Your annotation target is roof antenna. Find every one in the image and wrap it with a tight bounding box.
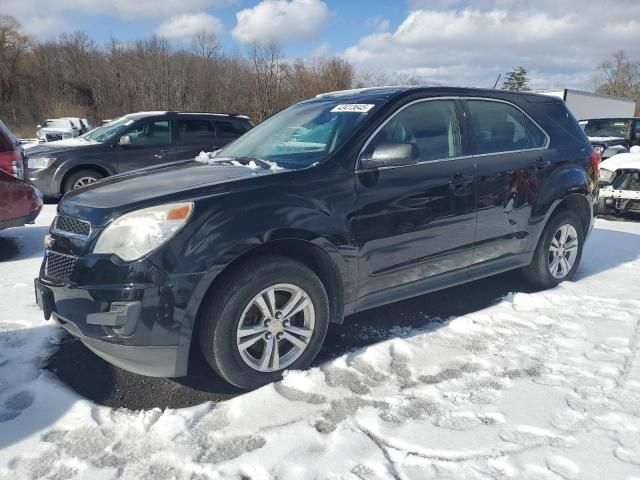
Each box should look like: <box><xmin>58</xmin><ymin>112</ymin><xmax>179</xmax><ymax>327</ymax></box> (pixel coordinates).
<box><xmin>492</xmin><ymin>74</ymin><xmax>502</xmax><ymax>89</ymax></box>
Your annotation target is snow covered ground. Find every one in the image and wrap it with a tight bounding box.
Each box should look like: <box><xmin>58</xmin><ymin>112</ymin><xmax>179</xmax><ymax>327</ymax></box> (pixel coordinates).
<box><xmin>1</xmin><ymin>205</ymin><xmax>640</xmax><ymax>479</ymax></box>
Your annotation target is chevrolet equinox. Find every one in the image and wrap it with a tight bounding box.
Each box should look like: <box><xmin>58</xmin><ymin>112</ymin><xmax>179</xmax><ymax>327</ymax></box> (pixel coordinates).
<box><xmin>35</xmin><ymin>87</ymin><xmax>599</xmax><ymax>389</ymax></box>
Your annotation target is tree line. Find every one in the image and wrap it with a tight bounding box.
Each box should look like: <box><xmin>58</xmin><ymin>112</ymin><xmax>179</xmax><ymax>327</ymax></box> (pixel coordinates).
<box><xmin>0</xmin><ymin>15</ymin><xmax>355</xmax><ymax>136</ymax></box>
<box><xmin>1</xmin><ymin>13</ymin><xmax>638</xmax><ymax>137</ymax></box>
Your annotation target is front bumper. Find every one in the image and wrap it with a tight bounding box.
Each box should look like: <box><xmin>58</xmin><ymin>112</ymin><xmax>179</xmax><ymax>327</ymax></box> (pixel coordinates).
<box><xmin>28</xmin><ymin>169</ymin><xmax>58</xmax><ymax>198</ymax></box>
<box><xmin>34</xmin><ymin>253</ymin><xmax>202</xmax><ymax>378</ymax></box>
<box><xmin>53</xmin><ymin>309</ymin><xmax>185</xmax><ymax>377</ymax></box>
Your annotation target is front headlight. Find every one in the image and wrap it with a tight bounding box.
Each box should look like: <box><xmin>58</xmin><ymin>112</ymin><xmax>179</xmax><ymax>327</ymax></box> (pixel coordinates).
<box><xmin>28</xmin><ymin>157</ymin><xmax>56</xmax><ymax>169</ymax></box>
<box><xmin>93</xmin><ymin>202</ymin><xmax>194</xmax><ymax>261</ymax></box>
<box><xmin>599</xmin><ymin>168</ymin><xmax>615</xmax><ymax>184</ymax></box>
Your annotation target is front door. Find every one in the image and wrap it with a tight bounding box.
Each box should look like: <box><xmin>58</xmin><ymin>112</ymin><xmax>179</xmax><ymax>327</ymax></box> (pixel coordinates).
<box><xmin>115</xmin><ymin>118</ymin><xmax>176</xmax><ymax>173</ymax></box>
<box><xmin>352</xmin><ymin>98</ymin><xmax>477</xmax><ymax>305</ymax></box>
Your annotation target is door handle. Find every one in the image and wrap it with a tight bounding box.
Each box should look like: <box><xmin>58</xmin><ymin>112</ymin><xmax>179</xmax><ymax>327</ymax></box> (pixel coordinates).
<box><xmin>154</xmin><ymin>149</ymin><xmax>170</xmax><ymax>159</ymax></box>
<box><xmin>535</xmin><ymin>157</ymin><xmax>551</xmax><ymax>169</ymax></box>
<box><xmin>449</xmin><ymin>172</ymin><xmax>474</xmax><ymax>186</ymax></box>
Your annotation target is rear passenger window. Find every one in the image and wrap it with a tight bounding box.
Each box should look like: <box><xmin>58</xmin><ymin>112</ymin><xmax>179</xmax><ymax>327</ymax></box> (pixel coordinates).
<box><xmin>467</xmin><ymin>100</ymin><xmax>543</xmax><ymax>154</ymax></box>
<box><xmin>215</xmin><ymin>121</ymin><xmax>247</xmax><ymax>139</ymax></box>
<box><xmin>177</xmin><ymin>119</ymin><xmax>215</xmax><ymax>142</ymax></box>
<box><xmin>366</xmin><ymin>100</ymin><xmax>461</xmax><ymax>163</ymax></box>
<box><xmin>523</xmin><ymin>115</ymin><xmax>546</xmax><ymax>148</ymax></box>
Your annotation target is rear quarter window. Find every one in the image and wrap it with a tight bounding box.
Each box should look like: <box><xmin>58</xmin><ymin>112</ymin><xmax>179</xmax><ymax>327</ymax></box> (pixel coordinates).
<box><xmin>541</xmin><ymin>103</ymin><xmax>589</xmax><ymax>145</ymax></box>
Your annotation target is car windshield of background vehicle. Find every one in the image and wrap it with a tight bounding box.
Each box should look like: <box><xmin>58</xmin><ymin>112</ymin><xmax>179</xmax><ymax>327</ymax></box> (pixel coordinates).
<box><xmin>43</xmin><ymin>120</ymin><xmax>72</xmax><ymax>129</ymax></box>
<box><xmin>583</xmin><ymin>119</ymin><xmax>632</xmax><ymax>138</ymax></box>
<box><xmin>82</xmin><ymin>116</ymin><xmax>130</xmax><ymax>143</ymax></box>
<box><xmin>217</xmin><ymin>100</ymin><xmax>381</xmax><ymax>169</ymax></box>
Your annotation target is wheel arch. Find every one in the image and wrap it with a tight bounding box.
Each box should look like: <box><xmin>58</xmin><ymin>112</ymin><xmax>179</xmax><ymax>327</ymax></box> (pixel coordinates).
<box><xmin>54</xmin><ymin>161</ymin><xmax>114</xmax><ymax>195</ymax></box>
<box><xmin>187</xmin><ymin>237</ymin><xmax>347</xmax><ymax>367</ymax></box>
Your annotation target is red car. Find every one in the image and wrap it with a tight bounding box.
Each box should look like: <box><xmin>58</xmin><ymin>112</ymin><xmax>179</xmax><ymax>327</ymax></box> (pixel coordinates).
<box><xmin>0</xmin><ymin>121</ymin><xmax>42</xmax><ymax>230</ymax></box>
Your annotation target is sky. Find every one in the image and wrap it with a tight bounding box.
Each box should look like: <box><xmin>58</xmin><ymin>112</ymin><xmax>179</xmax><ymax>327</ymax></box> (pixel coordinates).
<box><xmin>3</xmin><ymin>0</ymin><xmax>640</xmax><ymax>90</ymax></box>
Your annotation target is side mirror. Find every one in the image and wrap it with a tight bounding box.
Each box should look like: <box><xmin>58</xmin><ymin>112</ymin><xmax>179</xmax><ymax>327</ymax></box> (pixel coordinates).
<box><xmin>37</xmin><ymin>124</ymin><xmax>41</xmax><ymax>129</ymax></box>
<box><xmin>118</xmin><ymin>135</ymin><xmax>132</xmax><ymax>146</ymax></box>
<box><xmin>360</xmin><ymin>143</ymin><xmax>420</xmax><ymax>169</ymax></box>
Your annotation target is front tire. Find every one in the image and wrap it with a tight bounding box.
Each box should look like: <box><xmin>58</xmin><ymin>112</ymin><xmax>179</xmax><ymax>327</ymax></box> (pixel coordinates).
<box><xmin>522</xmin><ymin>210</ymin><xmax>585</xmax><ymax>289</ymax></box>
<box><xmin>198</xmin><ymin>256</ymin><xmax>330</xmax><ymax>390</ymax></box>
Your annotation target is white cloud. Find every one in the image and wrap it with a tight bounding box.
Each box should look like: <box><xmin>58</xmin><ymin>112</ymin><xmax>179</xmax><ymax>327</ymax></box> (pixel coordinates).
<box><xmin>3</xmin><ymin>0</ymin><xmax>236</xmax><ymax>23</ymax></box>
<box><xmin>311</xmin><ymin>42</ymin><xmax>331</xmax><ymax>57</ymax></box>
<box><xmin>232</xmin><ymin>0</ymin><xmax>331</xmax><ymax>44</ymax></box>
<box><xmin>365</xmin><ymin>16</ymin><xmax>390</xmax><ymax>33</ymax></box>
<box><xmin>156</xmin><ymin>13</ymin><xmax>223</xmax><ymax>40</ymax></box>
<box><xmin>344</xmin><ymin>0</ymin><xmax>640</xmax><ymax>90</ymax></box>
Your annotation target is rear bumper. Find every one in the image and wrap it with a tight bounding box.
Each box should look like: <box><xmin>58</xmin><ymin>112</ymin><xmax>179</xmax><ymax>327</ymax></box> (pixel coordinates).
<box><xmin>0</xmin><ymin>207</ymin><xmax>41</xmax><ymax>231</ymax></box>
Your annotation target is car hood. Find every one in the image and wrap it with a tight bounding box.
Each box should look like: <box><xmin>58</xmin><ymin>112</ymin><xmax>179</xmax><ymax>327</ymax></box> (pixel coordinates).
<box><xmin>589</xmin><ymin>136</ymin><xmax>626</xmax><ymax>145</ymax></box>
<box><xmin>59</xmin><ymin>159</ymin><xmax>286</xmax><ymax>227</ymax></box>
<box><xmin>40</xmin><ymin>127</ymin><xmax>75</xmax><ymax>134</ymax></box>
<box><xmin>25</xmin><ymin>138</ymin><xmax>100</xmax><ymax>156</ymax></box>
<box><xmin>600</xmin><ymin>152</ymin><xmax>640</xmax><ymax>172</ymax></box>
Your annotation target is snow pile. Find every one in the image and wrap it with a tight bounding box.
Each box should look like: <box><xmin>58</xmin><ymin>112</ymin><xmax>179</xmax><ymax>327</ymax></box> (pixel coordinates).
<box><xmin>195</xmin><ymin>151</ymin><xmax>285</xmax><ymax>171</ymax></box>
<box><xmin>1</xmin><ymin>207</ymin><xmax>640</xmax><ymax>479</ymax></box>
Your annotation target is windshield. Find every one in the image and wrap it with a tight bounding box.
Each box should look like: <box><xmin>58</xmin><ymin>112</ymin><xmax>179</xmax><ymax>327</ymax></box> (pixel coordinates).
<box><xmin>582</xmin><ymin>119</ymin><xmax>631</xmax><ymax>138</ymax></box>
<box><xmin>217</xmin><ymin>100</ymin><xmax>380</xmax><ymax>168</ymax></box>
<box><xmin>82</xmin><ymin>116</ymin><xmax>130</xmax><ymax>142</ymax></box>
<box><xmin>43</xmin><ymin>120</ymin><xmax>71</xmax><ymax>129</ymax></box>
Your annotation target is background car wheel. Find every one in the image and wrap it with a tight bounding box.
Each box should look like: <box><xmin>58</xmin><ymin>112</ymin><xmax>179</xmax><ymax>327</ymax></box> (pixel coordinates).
<box><xmin>198</xmin><ymin>256</ymin><xmax>330</xmax><ymax>390</ymax></box>
<box><xmin>521</xmin><ymin>210</ymin><xmax>585</xmax><ymax>290</ymax></box>
<box><xmin>63</xmin><ymin>169</ymin><xmax>104</xmax><ymax>194</ymax></box>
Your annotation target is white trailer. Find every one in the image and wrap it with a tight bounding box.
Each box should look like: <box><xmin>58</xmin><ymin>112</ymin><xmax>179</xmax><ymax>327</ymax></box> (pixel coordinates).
<box><xmin>537</xmin><ymin>89</ymin><xmax>636</xmax><ymax>120</ymax></box>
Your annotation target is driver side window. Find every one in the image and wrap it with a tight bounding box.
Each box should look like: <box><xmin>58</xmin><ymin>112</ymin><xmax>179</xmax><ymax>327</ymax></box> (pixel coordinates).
<box><xmin>365</xmin><ymin>100</ymin><xmax>461</xmax><ymax>164</ymax></box>
<box><xmin>126</xmin><ymin>120</ymin><xmax>171</xmax><ymax>147</ymax></box>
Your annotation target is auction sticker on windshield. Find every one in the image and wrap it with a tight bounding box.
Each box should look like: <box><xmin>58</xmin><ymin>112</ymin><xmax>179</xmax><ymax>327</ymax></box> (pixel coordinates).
<box><xmin>331</xmin><ymin>104</ymin><xmax>375</xmax><ymax>113</ymax></box>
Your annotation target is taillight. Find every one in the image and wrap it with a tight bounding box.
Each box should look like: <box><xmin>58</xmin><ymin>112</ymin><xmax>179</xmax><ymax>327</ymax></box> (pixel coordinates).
<box><xmin>0</xmin><ymin>150</ymin><xmax>21</xmax><ymax>178</ymax></box>
<box><xmin>591</xmin><ymin>149</ymin><xmax>601</xmax><ymax>177</ymax></box>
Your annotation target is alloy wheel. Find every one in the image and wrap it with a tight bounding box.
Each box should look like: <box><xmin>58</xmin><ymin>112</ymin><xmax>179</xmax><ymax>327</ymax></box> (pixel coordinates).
<box><xmin>548</xmin><ymin>224</ymin><xmax>579</xmax><ymax>279</ymax></box>
<box><xmin>73</xmin><ymin>177</ymin><xmax>97</xmax><ymax>189</ymax></box>
<box><xmin>236</xmin><ymin>283</ymin><xmax>315</xmax><ymax>372</ymax></box>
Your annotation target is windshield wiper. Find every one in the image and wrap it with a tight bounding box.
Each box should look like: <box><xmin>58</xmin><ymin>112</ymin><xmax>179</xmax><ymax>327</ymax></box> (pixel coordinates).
<box><xmin>234</xmin><ymin>156</ymin><xmax>275</xmax><ymax>169</ymax></box>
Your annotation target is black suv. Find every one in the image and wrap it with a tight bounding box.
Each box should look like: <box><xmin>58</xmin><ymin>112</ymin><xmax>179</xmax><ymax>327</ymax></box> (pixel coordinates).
<box><xmin>35</xmin><ymin>87</ymin><xmax>598</xmax><ymax>389</ymax></box>
<box><xmin>26</xmin><ymin>111</ymin><xmax>253</xmax><ymax>197</ymax></box>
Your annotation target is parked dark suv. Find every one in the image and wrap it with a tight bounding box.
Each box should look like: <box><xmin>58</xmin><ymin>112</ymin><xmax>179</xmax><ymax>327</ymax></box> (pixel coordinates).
<box><xmin>26</xmin><ymin>111</ymin><xmax>253</xmax><ymax>197</ymax></box>
<box><xmin>35</xmin><ymin>87</ymin><xmax>598</xmax><ymax>389</ymax></box>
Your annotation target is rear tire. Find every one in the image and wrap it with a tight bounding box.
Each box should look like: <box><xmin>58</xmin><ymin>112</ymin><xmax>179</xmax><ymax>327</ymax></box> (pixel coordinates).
<box><xmin>198</xmin><ymin>256</ymin><xmax>330</xmax><ymax>390</ymax></box>
<box><xmin>521</xmin><ymin>210</ymin><xmax>585</xmax><ymax>290</ymax></box>
<box><xmin>63</xmin><ymin>169</ymin><xmax>104</xmax><ymax>194</ymax></box>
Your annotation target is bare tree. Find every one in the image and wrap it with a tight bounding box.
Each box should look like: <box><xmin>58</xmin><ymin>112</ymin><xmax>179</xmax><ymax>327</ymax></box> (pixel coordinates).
<box><xmin>0</xmin><ymin>16</ymin><xmax>31</xmax><ymax>121</ymax></box>
<box><xmin>594</xmin><ymin>50</ymin><xmax>640</xmax><ymax>114</ymax></box>
<box><xmin>191</xmin><ymin>31</ymin><xmax>221</xmax><ymax>60</ymax></box>
<box><xmin>0</xmin><ymin>15</ymin><xmax>360</xmax><ymax>134</ymax></box>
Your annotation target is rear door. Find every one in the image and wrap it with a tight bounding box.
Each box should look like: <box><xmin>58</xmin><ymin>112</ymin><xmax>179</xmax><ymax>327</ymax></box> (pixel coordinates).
<box><xmin>174</xmin><ymin>117</ymin><xmax>218</xmax><ymax>160</ymax></box>
<box><xmin>115</xmin><ymin>118</ymin><xmax>176</xmax><ymax>172</ymax></box>
<box><xmin>353</xmin><ymin>98</ymin><xmax>477</xmax><ymax>304</ymax></box>
<box><xmin>462</xmin><ymin>98</ymin><xmax>550</xmax><ymax>265</ymax></box>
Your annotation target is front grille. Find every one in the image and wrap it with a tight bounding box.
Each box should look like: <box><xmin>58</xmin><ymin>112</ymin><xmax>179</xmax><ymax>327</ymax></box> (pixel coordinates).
<box><xmin>44</xmin><ymin>251</ymin><xmax>78</xmax><ymax>283</ymax></box>
<box><xmin>46</xmin><ymin>133</ymin><xmax>63</xmax><ymax>142</ymax></box>
<box><xmin>53</xmin><ymin>215</ymin><xmax>91</xmax><ymax>237</ymax></box>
